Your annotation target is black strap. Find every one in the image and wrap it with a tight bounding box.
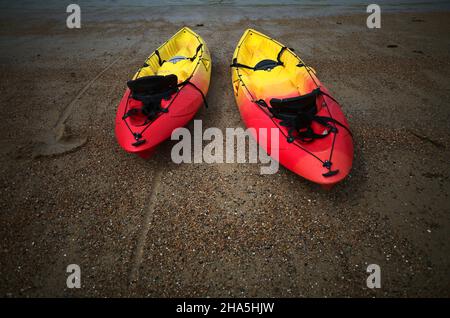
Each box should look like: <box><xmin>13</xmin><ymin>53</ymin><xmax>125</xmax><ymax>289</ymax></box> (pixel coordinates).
<box><xmin>276</xmin><ymin>46</ymin><xmax>287</xmax><ymax>65</ymax></box>
<box><xmin>316</xmin><ymin>115</ymin><xmax>352</xmax><ymax>136</ymax></box>
<box><xmin>155</xmin><ymin>50</ymin><xmax>166</xmax><ymax>66</ymax></box>
<box><xmin>123</xmin><ymin>89</ymin><xmax>173</xmax><ymax>122</ymax></box>
<box><xmin>230</xmin><ymin>58</ymin><xmax>256</xmax><ymax>70</ymax></box>
<box><xmin>122</xmin><ymin>108</ymin><xmax>140</xmax><ymax>120</ymax></box>
<box><xmin>189</xmin><ymin>44</ymin><xmax>203</xmax><ymax>61</ymax></box>
<box><xmin>274</xmin><ymin>112</ymin><xmax>333</xmax><ymax>143</ymax></box>
<box><xmin>255</xmin><ymin>99</ymin><xmax>269</xmax><ymax>107</ymax></box>
<box><xmin>230</xmin><ymin>46</ymin><xmax>287</xmax><ymax>71</ymax></box>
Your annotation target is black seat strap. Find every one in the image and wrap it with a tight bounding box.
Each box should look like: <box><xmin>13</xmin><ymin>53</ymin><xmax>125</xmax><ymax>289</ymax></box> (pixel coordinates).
<box><xmin>276</xmin><ymin>46</ymin><xmax>287</xmax><ymax>65</ymax></box>
<box><xmin>230</xmin><ymin>46</ymin><xmax>288</xmax><ymax>71</ymax></box>
<box><xmin>230</xmin><ymin>58</ymin><xmax>256</xmax><ymax>70</ymax></box>
<box><xmin>188</xmin><ymin>44</ymin><xmax>203</xmax><ymax>61</ymax></box>
<box><xmin>155</xmin><ymin>50</ymin><xmax>166</xmax><ymax>66</ymax></box>
<box><xmin>123</xmin><ymin>89</ymin><xmax>174</xmax><ymax>123</ymax></box>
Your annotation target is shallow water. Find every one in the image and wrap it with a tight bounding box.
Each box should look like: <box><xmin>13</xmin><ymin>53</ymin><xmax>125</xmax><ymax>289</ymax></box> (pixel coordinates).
<box><xmin>2</xmin><ymin>0</ymin><xmax>450</xmax><ymax>23</ymax></box>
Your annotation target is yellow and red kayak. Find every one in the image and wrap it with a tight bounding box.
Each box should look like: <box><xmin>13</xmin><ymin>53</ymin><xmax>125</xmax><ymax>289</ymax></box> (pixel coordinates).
<box><xmin>231</xmin><ymin>29</ymin><xmax>353</xmax><ymax>186</ymax></box>
<box><xmin>115</xmin><ymin>27</ymin><xmax>211</xmax><ymax>158</ymax></box>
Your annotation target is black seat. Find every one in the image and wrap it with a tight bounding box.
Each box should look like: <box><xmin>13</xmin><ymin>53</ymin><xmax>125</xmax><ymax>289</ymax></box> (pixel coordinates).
<box><xmin>268</xmin><ymin>88</ymin><xmax>324</xmax><ymax>143</ymax></box>
<box><xmin>127</xmin><ymin>75</ymin><xmax>178</xmax><ymax>96</ymax></box>
<box><xmin>125</xmin><ymin>75</ymin><xmax>179</xmax><ymax>120</ymax></box>
<box><xmin>270</xmin><ymin>88</ymin><xmax>321</xmax><ymax>114</ymax></box>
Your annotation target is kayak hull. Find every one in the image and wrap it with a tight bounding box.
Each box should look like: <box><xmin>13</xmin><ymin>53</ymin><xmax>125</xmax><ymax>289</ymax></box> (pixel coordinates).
<box><xmin>234</xmin><ymin>89</ymin><xmax>353</xmax><ymax>185</ymax></box>
<box><xmin>115</xmin><ymin>27</ymin><xmax>211</xmax><ymax>158</ymax></box>
<box><xmin>231</xmin><ymin>29</ymin><xmax>353</xmax><ymax>186</ymax></box>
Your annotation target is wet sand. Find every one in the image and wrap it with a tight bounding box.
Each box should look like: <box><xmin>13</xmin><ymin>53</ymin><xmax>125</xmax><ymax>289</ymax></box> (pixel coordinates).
<box><xmin>0</xmin><ymin>9</ymin><xmax>449</xmax><ymax>297</ymax></box>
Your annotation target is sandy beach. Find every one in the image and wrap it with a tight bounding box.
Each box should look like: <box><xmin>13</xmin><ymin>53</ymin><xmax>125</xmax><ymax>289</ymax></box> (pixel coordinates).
<box><xmin>0</xmin><ymin>3</ymin><xmax>449</xmax><ymax>297</ymax></box>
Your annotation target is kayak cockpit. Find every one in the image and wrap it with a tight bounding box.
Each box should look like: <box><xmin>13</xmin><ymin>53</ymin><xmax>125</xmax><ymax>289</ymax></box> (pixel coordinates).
<box><xmin>232</xmin><ymin>29</ymin><xmax>318</xmax><ymax>100</ymax></box>
<box><xmin>135</xmin><ymin>27</ymin><xmax>205</xmax><ymax>83</ymax></box>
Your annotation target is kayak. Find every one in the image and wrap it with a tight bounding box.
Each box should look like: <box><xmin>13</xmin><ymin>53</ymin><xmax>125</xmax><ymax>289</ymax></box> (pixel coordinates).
<box><xmin>115</xmin><ymin>27</ymin><xmax>211</xmax><ymax>158</ymax></box>
<box><xmin>231</xmin><ymin>29</ymin><xmax>353</xmax><ymax>186</ymax></box>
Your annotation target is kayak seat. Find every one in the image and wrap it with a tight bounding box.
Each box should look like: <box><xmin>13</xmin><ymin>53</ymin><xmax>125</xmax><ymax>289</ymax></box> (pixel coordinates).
<box><xmin>127</xmin><ymin>75</ymin><xmax>178</xmax><ymax>97</ymax></box>
<box><xmin>124</xmin><ymin>75</ymin><xmax>179</xmax><ymax>125</ymax></box>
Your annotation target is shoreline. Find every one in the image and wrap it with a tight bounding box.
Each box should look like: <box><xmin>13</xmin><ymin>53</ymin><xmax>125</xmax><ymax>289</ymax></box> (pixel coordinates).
<box><xmin>2</xmin><ymin>3</ymin><xmax>450</xmax><ymax>25</ymax></box>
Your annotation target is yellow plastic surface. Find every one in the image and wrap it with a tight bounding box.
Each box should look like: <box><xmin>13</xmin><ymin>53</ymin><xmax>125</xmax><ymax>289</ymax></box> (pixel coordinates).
<box><xmin>231</xmin><ymin>29</ymin><xmax>318</xmax><ymax>100</ymax></box>
<box><xmin>133</xmin><ymin>27</ymin><xmax>209</xmax><ymax>83</ymax></box>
